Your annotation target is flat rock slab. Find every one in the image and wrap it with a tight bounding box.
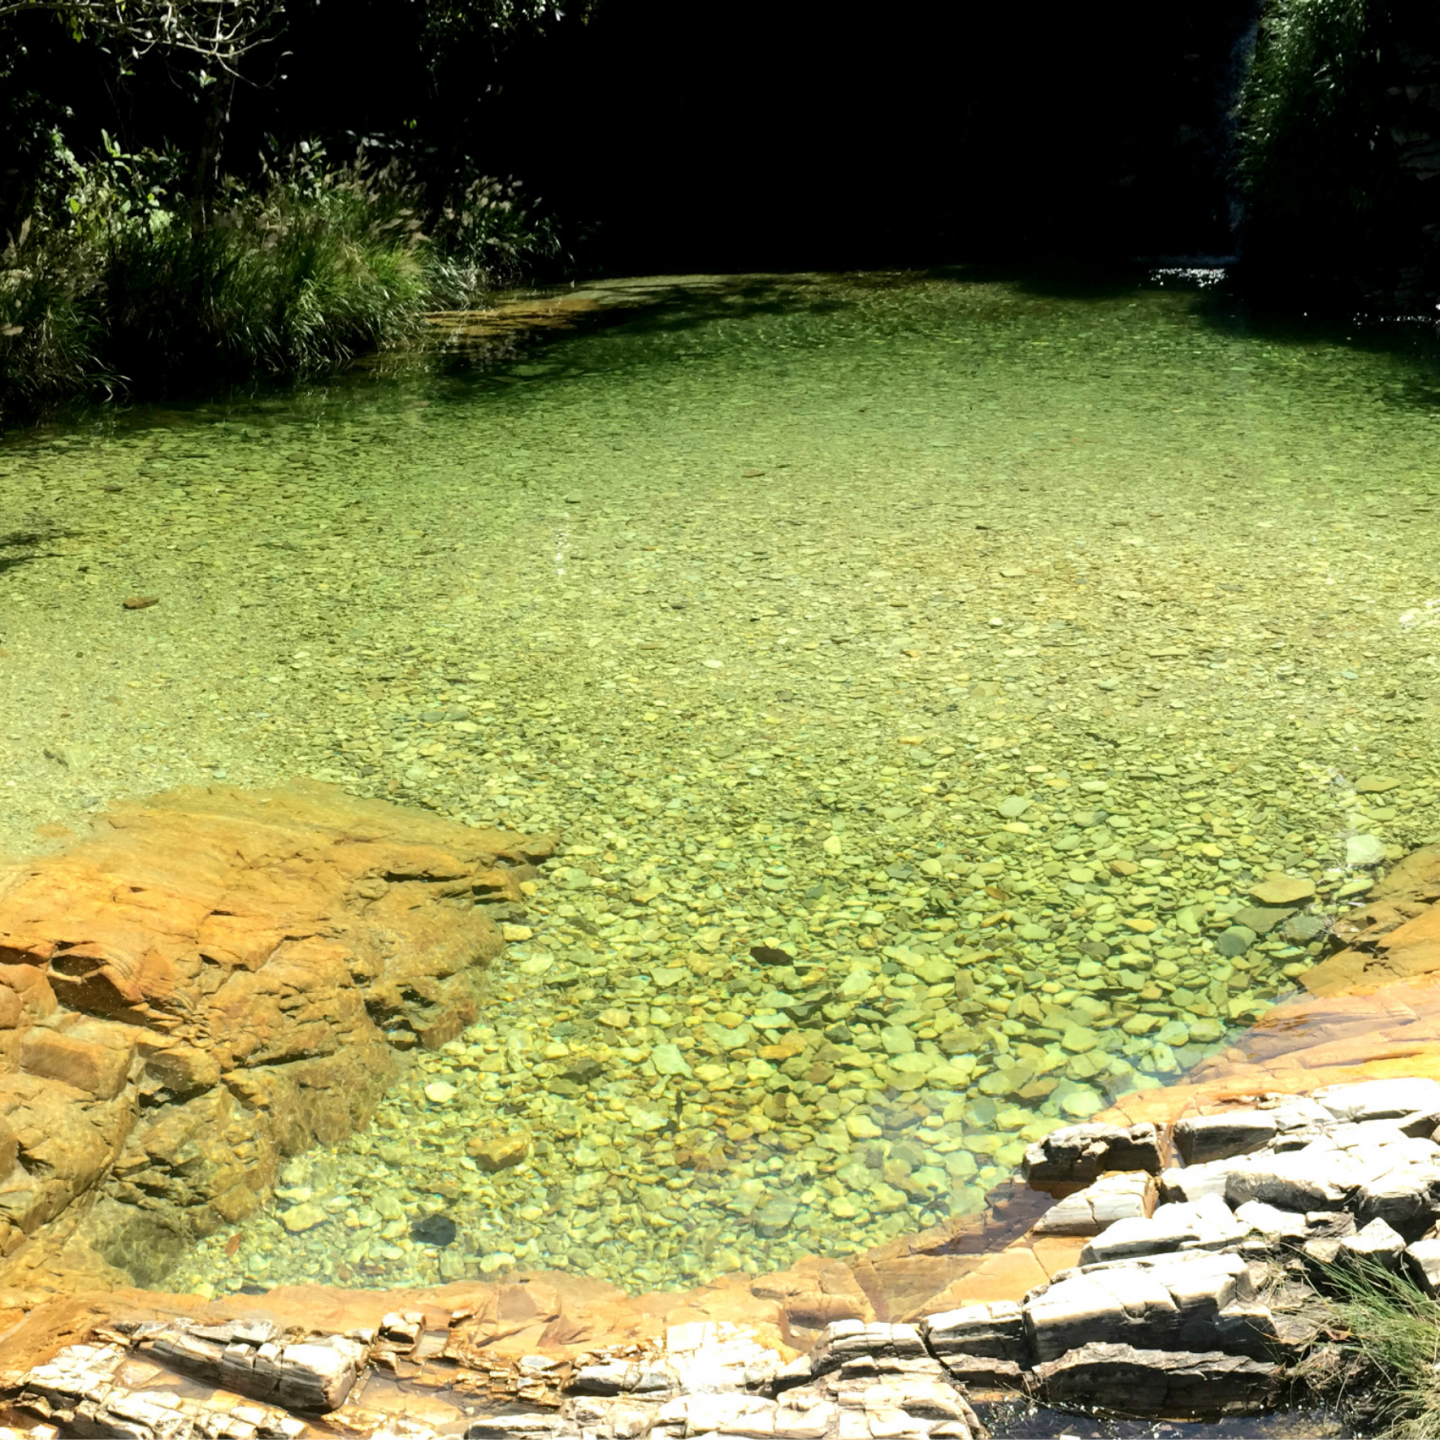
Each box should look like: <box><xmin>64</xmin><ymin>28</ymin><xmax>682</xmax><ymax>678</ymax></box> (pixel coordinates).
<box><xmin>1173</xmin><ymin>1110</ymin><xmax>1278</xmax><ymax>1165</ymax></box>
<box><xmin>1024</xmin><ymin>1249</ymin><xmax>1277</xmax><ymax>1363</ymax></box>
<box><xmin>922</xmin><ymin>1301</ymin><xmax>1028</xmax><ymax>1364</ymax></box>
<box><xmin>1031</xmin><ymin>1172</ymin><xmax>1154</xmax><ymax>1236</ymax></box>
<box><xmin>0</xmin><ymin>781</ymin><xmax>553</xmax><ymax>1289</ymax></box>
<box><xmin>1249</xmin><ymin>875</ymin><xmax>1315</xmax><ymax>907</ymax></box>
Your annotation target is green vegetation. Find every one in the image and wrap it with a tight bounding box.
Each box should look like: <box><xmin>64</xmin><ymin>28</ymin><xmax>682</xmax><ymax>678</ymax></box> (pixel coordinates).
<box><xmin>1237</xmin><ymin>0</ymin><xmax>1438</xmax><ymax>306</ymax></box>
<box><xmin>1324</xmin><ymin>1261</ymin><xmax>1440</xmax><ymax>1438</ymax></box>
<box><xmin>0</xmin><ymin>142</ymin><xmax>559</xmax><ymax>422</ymax></box>
<box><xmin>1238</xmin><ymin>0</ymin><xmax>1377</xmax><ymax>210</ymax></box>
<box><xmin>0</xmin><ymin>0</ymin><xmax>583</xmax><ymax>423</ymax></box>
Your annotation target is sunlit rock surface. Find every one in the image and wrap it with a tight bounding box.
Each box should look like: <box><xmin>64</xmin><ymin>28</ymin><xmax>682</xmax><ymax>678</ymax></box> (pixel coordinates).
<box><xmin>0</xmin><ymin>782</ymin><xmax>551</xmax><ymax>1289</ymax></box>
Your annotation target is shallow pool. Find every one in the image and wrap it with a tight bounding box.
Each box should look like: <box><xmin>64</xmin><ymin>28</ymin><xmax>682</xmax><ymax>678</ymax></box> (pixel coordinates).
<box><xmin>3</xmin><ymin>270</ymin><xmax>1439</xmax><ymax>1295</ymax></box>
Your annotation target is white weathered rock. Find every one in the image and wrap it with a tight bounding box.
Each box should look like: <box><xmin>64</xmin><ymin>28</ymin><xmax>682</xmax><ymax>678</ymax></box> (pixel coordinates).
<box><xmin>1405</xmin><ymin>1237</ymin><xmax>1440</xmax><ymax>1297</ymax></box>
<box><xmin>19</xmin><ymin>1339</ymin><xmax>308</xmax><ymax>1438</ymax></box>
<box><xmin>922</xmin><ymin>1302</ymin><xmax>1028</xmax><ymax>1363</ymax></box>
<box><xmin>768</xmin><ymin>1354</ymin><xmax>980</xmax><ymax>1440</ymax></box>
<box><xmin>377</xmin><ymin>1310</ymin><xmax>424</xmax><ymax>1351</ymax></box>
<box><xmin>809</xmin><ymin>1322</ymin><xmax>927</xmax><ymax>1368</ymax></box>
<box><xmin>1025</xmin><ymin>1249</ymin><xmax>1274</xmax><ymax>1363</ymax></box>
<box><xmin>1341</xmin><ymin>1217</ymin><xmax>1406</xmax><ymax>1269</ymax></box>
<box><xmin>1022</xmin><ymin>1122</ymin><xmax>1162</xmax><ymax>1185</ymax></box>
<box><xmin>667</xmin><ymin>1393</ymin><xmax>787</xmax><ymax>1437</ymax></box>
<box><xmin>1324</xmin><ymin>1120</ymin><xmax>1439</xmax><ymax>1153</ymax></box>
<box><xmin>664</xmin><ymin>1322</ymin><xmax>786</xmax><ymax>1393</ymax></box>
<box><xmin>572</xmin><ymin>1360</ymin><xmax>674</xmax><ymax>1395</ymax></box>
<box><xmin>933</xmin><ymin>1353</ymin><xmax>1026</xmax><ymax>1390</ymax></box>
<box><xmin>1079</xmin><ymin>1194</ymin><xmax>1247</xmax><ymax>1265</ymax></box>
<box><xmin>1034</xmin><ymin>1342</ymin><xmax>1279</xmax><ymax>1418</ymax></box>
<box><xmin>1032</xmin><ymin>1172</ymin><xmax>1153</xmax><ymax>1236</ymax></box>
<box><xmin>21</xmin><ymin>1342</ymin><xmax>125</xmax><ymax>1410</ymax></box>
<box><xmin>1223</xmin><ymin>1149</ymin><xmax>1358</xmax><ymax>1212</ymax></box>
<box><xmin>1234</xmin><ymin>1200</ymin><xmax>1309</xmax><ymax>1239</ymax></box>
<box><xmin>1253</xmin><ymin>1126</ymin><xmax>1440</xmax><ymax>1239</ymax></box>
<box><xmin>141</xmin><ymin>1323</ymin><xmax>365</xmax><ymax>1412</ymax></box>
<box><xmin>1160</xmin><ymin>1160</ymin><xmax>1235</xmax><ymax>1205</ymax></box>
<box><xmin>468</xmin><ymin>1414</ymin><xmax>564</xmax><ymax>1439</ymax></box>
<box><xmin>1266</xmin><ymin>1096</ymin><xmax>1337</xmax><ymax>1133</ymax></box>
<box><xmin>1354</xmin><ymin>1160</ymin><xmax>1440</xmax><ymax>1240</ymax></box>
<box><xmin>1303</xmin><ymin>1214</ymin><xmax>1406</xmax><ymax>1272</ymax></box>
<box><xmin>1314</xmin><ymin>1078</ymin><xmax>1440</xmax><ymax>1124</ymax></box>
<box><xmin>1173</xmin><ymin>1111</ymin><xmax>1278</xmax><ymax>1166</ymax></box>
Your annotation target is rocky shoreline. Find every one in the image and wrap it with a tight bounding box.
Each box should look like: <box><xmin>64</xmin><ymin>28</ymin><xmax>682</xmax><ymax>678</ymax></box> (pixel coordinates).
<box><xmin>2</xmin><ymin>790</ymin><xmax>1440</xmax><ymax>1431</ymax></box>
<box><xmin>3</xmin><ymin>1065</ymin><xmax>1431</xmax><ymax>1437</ymax></box>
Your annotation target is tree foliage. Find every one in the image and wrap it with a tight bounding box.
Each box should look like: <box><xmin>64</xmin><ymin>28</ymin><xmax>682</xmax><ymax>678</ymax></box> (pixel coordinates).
<box><xmin>1238</xmin><ymin>0</ymin><xmax>1384</xmax><ymax>229</ymax></box>
<box><xmin>0</xmin><ymin>0</ymin><xmax>286</xmax><ymax>78</ymax></box>
<box><xmin>1236</xmin><ymin>0</ymin><xmax>1440</xmax><ymax>305</ymax></box>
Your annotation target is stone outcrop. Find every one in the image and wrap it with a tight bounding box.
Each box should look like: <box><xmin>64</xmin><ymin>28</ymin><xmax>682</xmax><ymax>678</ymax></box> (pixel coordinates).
<box><xmin>0</xmin><ymin>1078</ymin><xmax>1433</xmax><ymax>1434</ymax></box>
<box><xmin>871</xmin><ymin>1077</ymin><xmax>1440</xmax><ymax>1421</ymax></box>
<box><xmin>1</xmin><ymin>1311</ymin><xmax>985</xmax><ymax>1440</ymax></box>
<box><xmin>138</xmin><ymin>1317</ymin><xmax>366</xmax><ymax>1411</ymax></box>
<box><xmin>1033</xmin><ymin>1343</ymin><xmax>1279</xmax><ymax>1418</ymax></box>
<box><xmin>1024</xmin><ymin>1249</ymin><xmax>1275</xmax><ymax>1363</ymax></box>
<box><xmin>1020</xmin><ymin>1123</ymin><xmax>1162</xmax><ymax>1188</ymax></box>
<box><xmin>0</xmin><ymin>782</ymin><xmax>551</xmax><ymax>1289</ymax></box>
<box><xmin>15</xmin><ymin>1338</ymin><xmax>310</xmax><ymax>1437</ymax></box>
<box><xmin>1029</xmin><ymin>1172</ymin><xmax>1154</xmax><ymax>1236</ymax></box>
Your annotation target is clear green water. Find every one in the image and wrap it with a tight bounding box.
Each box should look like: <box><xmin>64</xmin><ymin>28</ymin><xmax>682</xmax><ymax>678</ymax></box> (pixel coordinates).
<box><xmin>4</xmin><ymin>271</ymin><xmax>1440</xmax><ymax>1297</ymax></box>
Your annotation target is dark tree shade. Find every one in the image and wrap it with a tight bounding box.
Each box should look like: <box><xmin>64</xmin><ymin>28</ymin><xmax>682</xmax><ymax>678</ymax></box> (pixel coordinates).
<box><xmin>1238</xmin><ymin>0</ymin><xmax>1440</xmax><ymax>309</ymax></box>
<box><xmin>2</xmin><ymin>0</ymin><xmax>1263</xmax><ymax>273</ymax></box>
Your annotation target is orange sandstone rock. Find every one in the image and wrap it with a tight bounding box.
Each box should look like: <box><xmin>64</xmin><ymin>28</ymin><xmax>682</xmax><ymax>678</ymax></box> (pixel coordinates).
<box><xmin>0</xmin><ymin>781</ymin><xmax>553</xmax><ymax>1290</ymax></box>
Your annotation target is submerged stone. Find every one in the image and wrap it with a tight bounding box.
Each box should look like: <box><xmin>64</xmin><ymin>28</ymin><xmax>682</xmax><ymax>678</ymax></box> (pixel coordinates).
<box><xmin>1347</xmin><ymin>834</ymin><xmax>1387</xmax><ymax>866</ymax></box>
<box><xmin>1215</xmin><ymin>926</ymin><xmax>1257</xmax><ymax>958</ymax></box>
<box><xmin>1249</xmin><ymin>875</ymin><xmax>1315</xmax><ymax>906</ymax></box>
<box><xmin>410</xmin><ymin>1213</ymin><xmax>458</xmax><ymax>1247</ymax></box>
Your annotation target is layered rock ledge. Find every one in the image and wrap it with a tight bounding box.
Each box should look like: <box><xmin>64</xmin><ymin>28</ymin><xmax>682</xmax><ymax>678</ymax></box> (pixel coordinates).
<box><xmin>0</xmin><ymin>1074</ymin><xmax>1415</xmax><ymax>1437</ymax></box>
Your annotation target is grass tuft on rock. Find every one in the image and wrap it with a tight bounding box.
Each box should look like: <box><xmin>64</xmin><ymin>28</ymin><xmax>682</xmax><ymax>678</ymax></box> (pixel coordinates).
<box><xmin>1325</xmin><ymin>1261</ymin><xmax>1440</xmax><ymax>1438</ymax></box>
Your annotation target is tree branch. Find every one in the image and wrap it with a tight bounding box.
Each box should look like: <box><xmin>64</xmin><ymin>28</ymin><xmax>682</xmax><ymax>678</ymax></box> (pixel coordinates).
<box><xmin>0</xmin><ymin>0</ymin><xmax>285</xmax><ymax>76</ymax></box>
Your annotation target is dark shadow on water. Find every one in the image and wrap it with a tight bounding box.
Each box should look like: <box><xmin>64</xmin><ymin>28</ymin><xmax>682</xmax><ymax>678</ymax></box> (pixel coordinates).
<box><xmin>923</xmin><ymin>255</ymin><xmax>1440</xmax><ymax>409</ymax></box>
<box><xmin>922</xmin><ymin>260</ymin><xmax>1158</xmax><ymax>305</ymax></box>
<box><xmin>1185</xmin><ymin>286</ymin><xmax>1440</xmax><ymax>410</ymax></box>
<box><xmin>13</xmin><ymin>260</ymin><xmax>1440</xmax><ymax>451</ymax></box>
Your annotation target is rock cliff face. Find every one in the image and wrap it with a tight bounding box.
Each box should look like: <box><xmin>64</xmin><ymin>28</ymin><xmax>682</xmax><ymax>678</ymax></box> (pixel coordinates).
<box><xmin>0</xmin><ymin>782</ymin><xmax>552</xmax><ymax>1290</ymax></box>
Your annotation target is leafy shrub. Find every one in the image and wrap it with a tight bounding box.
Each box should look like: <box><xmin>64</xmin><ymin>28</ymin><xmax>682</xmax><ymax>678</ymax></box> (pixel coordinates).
<box><xmin>0</xmin><ymin>214</ymin><xmax>109</xmax><ymax>415</ymax></box>
<box><xmin>0</xmin><ymin>136</ymin><xmax>559</xmax><ymax>422</ymax></box>
<box><xmin>102</xmin><ymin>157</ymin><xmax>433</xmax><ymax>385</ymax></box>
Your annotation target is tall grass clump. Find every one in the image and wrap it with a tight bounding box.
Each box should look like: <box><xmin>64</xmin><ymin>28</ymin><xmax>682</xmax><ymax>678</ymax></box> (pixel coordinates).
<box><xmin>1237</xmin><ymin>0</ymin><xmax>1378</xmax><ymax>230</ymax></box>
<box><xmin>0</xmin><ymin>216</ymin><xmax>107</xmax><ymax>412</ymax></box>
<box><xmin>0</xmin><ymin>138</ymin><xmax>560</xmax><ymax>423</ymax></box>
<box><xmin>102</xmin><ymin>158</ymin><xmax>435</xmax><ymax>386</ymax></box>
<box><xmin>1324</xmin><ymin>1261</ymin><xmax>1440</xmax><ymax>1437</ymax></box>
